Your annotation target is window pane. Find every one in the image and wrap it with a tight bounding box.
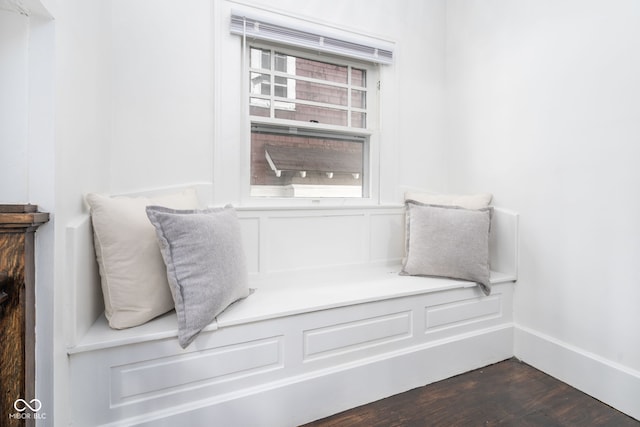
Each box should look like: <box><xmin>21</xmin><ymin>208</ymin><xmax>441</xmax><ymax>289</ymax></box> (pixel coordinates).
<box><xmin>246</xmin><ymin>46</ymin><xmax>373</xmax><ymax>198</ymax></box>
<box><xmin>272</xmin><ymin>78</ymin><xmax>348</xmax><ymax>106</ymax></box>
<box><xmin>250</xmin><ymin>98</ymin><xmax>270</xmax><ymax>117</ymax></box>
<box><xmin>274</xmin><ymin>52</ymin><xmax>289</xmax><ymax>72</ymax></box>
<box><xmin>275</xmin><ymin>103</ymin><xmax>348</xmax><ymax>126</ymax></box>
<box><xmin>276</xmin><ymin>52</ymin><xmax>348</xmax><ymax>84</ymax></box>
<box><xmin>351</xmin><ymin>89</ymin><xmax>366</xmax><ymax>108</ymax></box>
<box><xmin>250</xmin><ymin>72</ymin><xmax>271</xmax><ymax>95</ymax></box>
<box><xmin>250</xmin><ymin>48</ymin><xmax>271</xmax><ymax>70</ymax></box>
<box><xmin>351</xmin><ymin>68</ymin><xmax>366</xmax><ymax>87</ymax></box>
<box><xmin>274</xmin><ymin>76</ymin><xmax>288</xmax><ymax>98</ymax></box>
<box><xmin>351</xmin><ymin>112</ymin><xmax>366</xmax><ymax>128</ymax></box>
<box><xmin>248</xmin><ymin>46</ymin><xmax>371</xmax><ymax>131</ymax></box>
<box><xmin>251</xmin><ymin>129</ymin><xmax>363</xmax><ymax>198</ymax></box>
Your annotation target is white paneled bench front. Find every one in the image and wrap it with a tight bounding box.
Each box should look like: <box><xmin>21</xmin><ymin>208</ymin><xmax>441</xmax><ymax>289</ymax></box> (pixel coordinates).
<box><xmin>66</xmin><ymin>203</ymin><xmax>518</xmax><ymax>427</ymax></box>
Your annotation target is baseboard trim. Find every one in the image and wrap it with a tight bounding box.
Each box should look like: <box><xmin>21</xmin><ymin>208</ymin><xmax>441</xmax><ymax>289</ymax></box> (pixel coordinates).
<box><xmin>514</xmin><ymin>324</ymin><xmax>640</xmax><ymax>421</ymax></box>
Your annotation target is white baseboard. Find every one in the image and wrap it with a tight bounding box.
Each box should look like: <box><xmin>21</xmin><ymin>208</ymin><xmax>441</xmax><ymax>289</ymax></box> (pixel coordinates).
<box><xmin>126</xmin><ymin>325</ymin><xmax>514</xmax><ymax>427</ymax></box>
<box><xmin>514</xmin><ymin>325</ymin><xmax>640</xmax><ymax>421</ymax></box>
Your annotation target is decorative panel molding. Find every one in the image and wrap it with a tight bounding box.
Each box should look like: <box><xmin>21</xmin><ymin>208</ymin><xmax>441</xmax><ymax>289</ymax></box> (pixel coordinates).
<box><xmin>110</xmin><ymin>336</ymin><xmax>283</xmax><ymax>406</ymax></box>
<box><xmin>237</xmin><ymin>206</ymin><xmax>405</xmax><ymax>276</ymax></box>
<box><xmin>425</xmin><ymin>295</ymin><xmax>502</xmax><ymax>332</ymax></box>
<box><xmin>303</xmin><ymin>311</ymin><xmax>411</xmax><ymax>361</ymax></box>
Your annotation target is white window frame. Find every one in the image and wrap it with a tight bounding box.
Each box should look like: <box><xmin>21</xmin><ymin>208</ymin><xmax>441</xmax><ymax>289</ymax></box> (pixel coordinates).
<box><xmin>242</xmin><ymin>41</ymin><xmax>381</xmax><ymax>206</ymax></box>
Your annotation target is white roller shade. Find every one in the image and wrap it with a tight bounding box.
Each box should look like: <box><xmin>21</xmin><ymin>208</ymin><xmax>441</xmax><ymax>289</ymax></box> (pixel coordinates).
<box><xmin>230</xmin><ymin>11</ymin><xmax>394</xmax><ymax>65</ymax></box>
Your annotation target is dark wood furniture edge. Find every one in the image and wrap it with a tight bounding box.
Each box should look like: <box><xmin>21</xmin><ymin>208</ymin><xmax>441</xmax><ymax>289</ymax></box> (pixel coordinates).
<box><xmin>0</xmin><ymin>205</ymin><xmax>49</xmax><ymax>427</ymax></box>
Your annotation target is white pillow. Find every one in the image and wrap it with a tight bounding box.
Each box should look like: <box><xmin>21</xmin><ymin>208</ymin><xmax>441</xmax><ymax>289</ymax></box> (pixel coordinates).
<box><xmin>86</xmin><ymin>189</ymin><xmax>199</xmax><ymax>329</ymax></box>
<box><xmin>404</xmin><ymin>191</ymin><xmax>492</xmax><ymax>210</ymax></box>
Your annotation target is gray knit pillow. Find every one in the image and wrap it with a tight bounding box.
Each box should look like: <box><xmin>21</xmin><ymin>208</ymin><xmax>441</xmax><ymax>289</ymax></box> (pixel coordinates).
<box><xmin>146</xmin><ymin>205</ymin><xmax>250</xmax><ymax>348</ymax></box>
<box><xmin>401</xmin><ymin>201</ymin><xmax>492</xmax><ymax>295</ymax></box>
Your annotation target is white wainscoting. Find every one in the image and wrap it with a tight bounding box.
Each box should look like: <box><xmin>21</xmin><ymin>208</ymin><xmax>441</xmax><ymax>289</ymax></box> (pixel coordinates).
<box><xmin>67</xmin><ymin>199</ymin><xmax>519</xmax><ymax>348</ymax></box>
<box><xmin>236</xmin><ymin>205</ymin><xmax>406</xmax><ymax>276</ymax></box>
<box><xmin>66</xmin><ymin>186</ymin><xmax>520</xmax><ymax>425</ymax></box>
<box><xmin>236</xmin><ymin>205</ymin><xmax>518</xmax><ymax>280</ymax></box>
<box><xmin>69</xmin><ymin>281</ymin><xmax>515</xmax><ymax>426</ymax></box>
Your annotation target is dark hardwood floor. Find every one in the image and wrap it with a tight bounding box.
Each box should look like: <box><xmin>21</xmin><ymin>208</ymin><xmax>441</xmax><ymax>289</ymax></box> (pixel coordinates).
<box><xmin>302</xmin><ymin>358</ymin><xmax>639</xmax><ymax>427</ymax></box>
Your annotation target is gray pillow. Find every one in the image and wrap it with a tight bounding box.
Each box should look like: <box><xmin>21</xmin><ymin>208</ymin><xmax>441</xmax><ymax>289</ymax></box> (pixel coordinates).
<box><xmin>401</xmin><ymin>201</ymin><xmax>492</xmax><ymax>295</ymax></box>
<box><xmin>146</xmin><ymin>205</ymin><xmax>250</xmax><ymax>348</ymax></box>
<box><xmin>404</xmin><ymin>191</ymin><xmax>492</xmax><ymax>210</ymax></box>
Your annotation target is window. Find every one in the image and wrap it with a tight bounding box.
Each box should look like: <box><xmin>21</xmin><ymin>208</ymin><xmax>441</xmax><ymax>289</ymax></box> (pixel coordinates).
<box><xmin>248</xmin><ymin>45</ymin><xmax>376</xmax><ymax>198</ymax></box>
<box><xmin>230</xmin><ymin>9</ymin><xmax>393</xmax><ymax>200</ymax></box>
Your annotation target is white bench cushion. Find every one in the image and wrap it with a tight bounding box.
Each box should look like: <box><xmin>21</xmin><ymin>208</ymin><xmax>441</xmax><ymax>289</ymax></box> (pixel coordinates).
<box><xmin>68</xmin><ymin>265</ymin><xmax>511</xmax><ymax>354</ymax></box>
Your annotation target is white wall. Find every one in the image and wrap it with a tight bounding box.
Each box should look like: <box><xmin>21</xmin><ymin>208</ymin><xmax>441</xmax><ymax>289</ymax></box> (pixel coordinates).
<box><xmin>52</xmin><ymin>0</ymin><xmax>112</xmax><ymax>425</ymax></box>
<box><xmin>38</xmin><ymin>1</ymin><xmax>447</xmax><ymax>424</ymax></box>
<box><xmin>392</xmin><ymin>0</ymin><xmax>448</xmax><ymax>196</ymax></box>
<box><xmin>109</xmin><ymin>0</ymin><xmax>215</xmax><ymax>194</ymax></box>
<box><xmin>7</xmin><ymin>0</ymin><xmax>638</xmax><ymax>422</ymax></box>
<box><xmin>28</xmin><ymin>13</ymin><xmax>56</xmax><ymax>427</ymax></box>
<box><xmin>0</xmin><ymin>4</ymin><xmax>57</xmax><ymax>424</ymax></box>
<box><xmin>0</xmin><ymin>11</ymin><xmax>29</xmax><ymax>202</ymax></box>
<box><xmin>106</xmin><ymin>0</ymin><xmax>448</xmax><ymax>204</ymax></box>
<box><xmin>445</xmin><ymin>0</ymin><xmax>640</xmax><ymax>416</ymax></box>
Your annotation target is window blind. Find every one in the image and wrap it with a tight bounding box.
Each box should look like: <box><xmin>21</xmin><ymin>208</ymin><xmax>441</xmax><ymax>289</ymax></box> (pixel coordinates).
<box><xmin>230</xmin><ymin>11</ymin><xmax>394</xmax><ymax>65</ymax></box>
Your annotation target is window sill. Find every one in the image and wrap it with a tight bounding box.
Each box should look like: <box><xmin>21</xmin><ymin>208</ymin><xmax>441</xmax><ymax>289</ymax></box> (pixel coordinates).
<box><xmin>234</xmin><ymin>202</ymin><xmax>404</xmax><ymax>213</ymax></box>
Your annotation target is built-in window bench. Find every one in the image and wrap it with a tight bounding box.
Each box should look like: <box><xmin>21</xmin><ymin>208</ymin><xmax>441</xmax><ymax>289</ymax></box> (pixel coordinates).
<box><xmin>65</xmin><ymin>202</ymin><xmax>518</xmax><ymax>427</ymax></box>
<box><xmin>69</xmin><ymin>266</ymin><xmax>514</xmax><ymax>353</ymax></box>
